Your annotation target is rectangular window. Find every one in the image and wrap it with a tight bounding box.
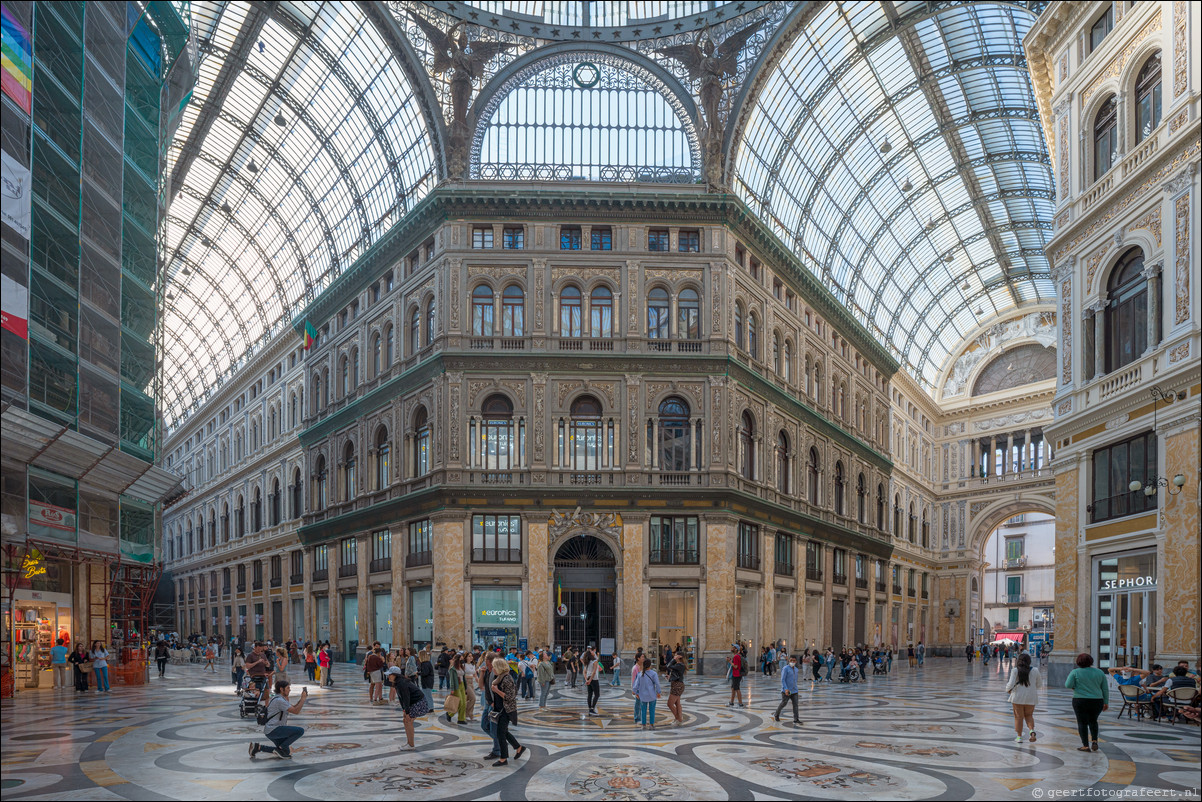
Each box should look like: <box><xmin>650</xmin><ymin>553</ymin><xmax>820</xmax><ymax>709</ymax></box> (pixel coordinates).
<box><xmin>737</xmin><ymin>522</ymin><xmax>759</xmax><ymax>569</ymax></box>
<box><xmin>502</xmin><ymin>226</ymin><xmax>524</xmax><ymax>249</ymax></box>
<box><xmin>270</xmin><ymin>555</ymin><xmax>281</xmax><ymax>586</ymax></box>
<box><xmin>647</xmin><ymin>229</ymin><xmax>669</xmax><ymax>252</ymax></box>
<box><xmin>370</xmin><ymin>529</ymin><xmax>391</xmax><ymax>572</ymax></box>
<box><xmin>1090</xmin><ymin>431</ymin><xmax>1157</xmax><ymax>523</ymax></box>
<box><xmin>314</xmin><ymin>545</ymin><xmax>328</xmax><ymax>574</ymax></box>
<box><xmin>832</xmin><ymin>548</ymin><xmax>847</xmax><ymax>583</ymax></box>
<box><xmin>678</xmin><ymin>229</ymin><xmax>700</xmax><ymax>252</ymax></box>
<box><xmin>591</xmin><ymin>227</ymin><xmax>612</xmax><ymax>250</ymax></box>
<box><xmin>774</xmin><ymin>532</ymin><xmax>793</xmax><ymax>575</ymax></box>
<box><xmin>407</xmin><ymin>519</ymin><xmax>432</xmax><ymax>567</ymax></box>
<box><xmin>805</xmin><ymin>541</ymin><xmax>822</xmax><ymax>580</ymax></box>
<box><xmin>560</xmin><ymin>226</ymin><xmax>582</xmax><ymax>250</ymax></box>
<box><xmin>1005</xmin><ymin>538</ymin><xmax>1024</xmax><ymax>561</ymax></box>
<box><xmin>290</xmin><ymin>550</ymin><xmax>303</xmax><ymax>583</ymax></box>
<box><xmin>340</xmin><ymin>537</ymin><xmax>357</xmax><ymax>571</ymax></box>
<box><xmin>649</xmin><ymin>515</ymin><xmax>699</xmax><ymax>564</ymax></box>
<box><xmin>773</xmin><ymin>278</ymin><xmax>783</xmax><ymax>299</ymax></box>
<box><xmin>749</xmin><ymin>259</ymin><xmax>760</xmax><ymax>280</ymax></box>
<box><xmin>471</xmin><ymin>514</ymin><xmax>522</xmax><ymax>562</ymax></box>
<box><xmin>472</xmin><ymin>227</ymin><xmax>493</xmax><ymax>248</ymax></box>
<box><xmin>252</xmin><ymin>560</ymin><xmax>263</xmax><ymax>589</ymax></box>
<box><xmin>1006</xmin><ymin>575</ymin><xmax>1022</xmax><ymax>603</ymax></box>
<box><xmin>1089</xmin><ymin>5</ymin><xmax>1113</xmax><ymax>53</ymax></box>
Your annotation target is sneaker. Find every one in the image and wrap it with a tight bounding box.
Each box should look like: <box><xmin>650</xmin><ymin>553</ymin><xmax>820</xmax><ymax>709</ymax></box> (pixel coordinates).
<box><xmin>1090</xmin><ymin>741</ymin><xmax>1099</xmax><ymax>752</ymax></box>
<box><xmin>1029</xmin><ymin>731</ymin><xmax>1037</xmax><ymax>743</ymax></box>
<box><xmin>270</xmin><ymin>750</ymin><xmax>288</xmax><ymax>759</ymax></box>
<box><xmin>277</xmin><ymin>750</ymin><xmax>293</xmax><ymax>760</ymax></box>
<box><xmin>248</xmin><ymin>742</ymin><xmax>259</xmax><ymax>758</ymax></box>
<box><xmin>399</xmin><ymin>743</ymin><xmax>416</xmax><ymax>752</ymax></box>
<box><xmin>1015</xmin><ymin>735</ymin><xmax>1024</xmax><ymax>743</ymax></box>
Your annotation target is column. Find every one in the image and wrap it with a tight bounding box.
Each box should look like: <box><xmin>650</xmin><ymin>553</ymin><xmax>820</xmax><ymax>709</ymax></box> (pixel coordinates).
<box><xmin>1142</xmin><ymin>262</ymin><xmax>1161</xmax><ymax>352</ymax></box>
<box><xmin>1022</xmin><ymin>429</ymin><xmax>1032</xmax><ymax>472</ymax></box>
<box><xmin>356</xmin><ymin>533</ymin><xmax>370</xmax><ymax>655</ymax></box>
<box><xmin>760</xmin><ymin>526</ymin><xmax>775</xmax><ymax>650</ymax></box>
<box><xmin>1005</xmin><ymin>432</ymin><xmax>1014</xmax><ymax>475</ymax></box>
<box><xmin>391</xmin><ymin>534</ymin><xmax>406</xmax><ymax>649</ymax></box>
<box><xmin>703</xmin><ymin>515</ymin><xmax>736</xmax><ymax>674</ymax></box>
<box><xmin>867</xmin><ymin>557</ymin><xmax>878</xmax><ymax>645</ymax></box>
<box><xmin>1092</xmin><ymin>300</ymin><xmax>1106</xmax><ymax>376</ymax></box>
<box><xmin>431</xmin><ymin>512</ymin><xmax>466</xmax><ymax>648</ymax></box>
<box><xmin>329</xmin><ymin>544</ymin><xmax>342</xmax><ymax>658</ymax></box>
<box><xmin>821</xmin><ymin>545</ymin><xmax>834</xmax><ymax>645</ymax></box>
<box><xmin>526</xmin><ymin>520</ymin><xmax>550</xmax><ymax>647</ymax></box>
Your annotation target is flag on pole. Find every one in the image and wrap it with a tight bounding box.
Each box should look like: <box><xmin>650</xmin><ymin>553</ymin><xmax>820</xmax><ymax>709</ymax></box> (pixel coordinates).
<box><xmin>302</xmin><ymin>320</ymin><xmax>318</xmax><ymax>350</ymax></box>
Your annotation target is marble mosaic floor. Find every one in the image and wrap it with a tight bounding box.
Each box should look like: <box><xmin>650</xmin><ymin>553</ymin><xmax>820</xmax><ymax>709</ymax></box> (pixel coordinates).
<box><xmin>2</xmin><ymin>659</ymin><xmax>1198</xmax><ymax>801</ymax></box>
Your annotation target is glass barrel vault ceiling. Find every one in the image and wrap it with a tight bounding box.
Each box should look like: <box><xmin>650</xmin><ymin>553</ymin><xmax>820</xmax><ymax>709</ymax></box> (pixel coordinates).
<box><xmin>734</xmin><ymin>0</ymin><xmax>1054</xmax><ymax>388</ymax></box>
<box><xmin>161</xmin><ymin>0</ymin><xmax>1053</xmax><ymax>427</ymax></box>
<box><xmin>161</xmin><ymin>0</ymin><xmax>435</xmax><ymax>426</ymax></box>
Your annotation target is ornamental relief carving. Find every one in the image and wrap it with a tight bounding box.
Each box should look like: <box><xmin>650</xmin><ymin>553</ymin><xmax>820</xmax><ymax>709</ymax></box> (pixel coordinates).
<box><xmin>556</xmin><ymin>379</ymin><xmax>616</xmax><ymax>409</ymax></box>
<box><xmin>1173</xmin><ymin>0</ymin><xmax>1188</xmax><ymax>97</ymax></box>
<box><xmin>532</xmin><ymin>374</ymin><xmax>546</xmax><ymax>460</ymax></box>
<box><xmin>467</xmin><ymin>379</ymin><xmax>527</xmax><ymax>409</ymax></box>
<box><xmin>1176</xmin><ymin>191</ymin><xmax>1191</xmax><ymax>325</ymax></box>
<box><xmin>1084</xmin><ymin>246</ymin><xmax>1110</xmax><ymax>292</ymax></box>
<box><xmin>644</xmin><ymin>268</ymin><xmax>704</xmax><ymax>284</ymax></box>
<box><xmin>644</xmin><ymin>381</ymin><xmax>703</xmax><ymax>410</ymax></box>
<box><xmin>551</xmin><ymin>266</ymin><xmax>620</xmax><ymax>286</ymax></box>
<box><xmin>970</xmin><ymin>408</ymin><xmax>1052</xmax><ymax>432</ymax></box>
<box><xmin>449</xmin><ymin>260</ymin><xmax>461</xmax><ymax>329</ymax></box>
<box><xmin>1169</xmin><ymin>342</ymin><xmax>1190</xmax><ymax>362</ymax></box>
<box><xmin>1129</xmin><ymin>207</ymin><xmax>1162</xmax><ymax>247</ymax></box>
<box><xmin>533</xmin><ymin>262</ymin><xmax>546</xmax><ymax>330</ymax></box>
<box><xmin>1079</xmin><ymin>7</ymin><xmax>1162</xmax><ymax>107</ymax></box>
<box><xmin>1061</xmin><ymin>278</ymin><xmax>1073</xmax><ymax>385</ymax></box>
<box><xmin>626</xmin><ymin>380</ymin><xmax>640</xmax><ymax>464</ymax></box>
<box><xmin>627</xmin><ymin>261</ymin><xmax>640</xmax><ymax>333</ymax></box>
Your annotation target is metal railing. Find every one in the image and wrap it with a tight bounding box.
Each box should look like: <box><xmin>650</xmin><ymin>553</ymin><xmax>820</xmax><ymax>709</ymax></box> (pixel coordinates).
<box><xmin>737</xmin><ymin>553</ymin><xmax>760</xmax><ymax>570</ymax></box>
<box><xmin>855</xmin><ymin>578</ymin><xmax>868</xmax><ymax>589</ymax></box>
<box><xmin>471</xmin><ymin>548</ymin><xmax>523</xmax><ymax>563</ymax></box>
<box><xmin>311</xmin><ymin>570</ymin><xmax>327</xmax><ymax>582</ymax></box>
<box><xmin>650</xmin><ymin>549</ymin><xmax>699</xmax><ymax>565</ymax></box>
<box><xmin>775</xmin><ymin>561</ymin><xmax>794</xmax><ymax>577</ymax></box>
<box><xmin>338</xmin><ymin>563</ymin><xmax>357</xmax><ymax>578</ymax></box>
<box><xmin>1003</xmin><ymin>556</ymin><xmax>1028</xmax><ymax>569</ymax></box>
<box><xmin>805</xmin><ymin>567</ymin><xmax>823</xmax><ymax>581</ymax></box>
<box><xmin>369</xmin><ymin>558</ymin><xmax>391</xmax><ymax>573</ymax></box>
<box><xmin>406</xmin><ymin>551</ymin><xmax>432</xmax><ymax>568</ymax></box>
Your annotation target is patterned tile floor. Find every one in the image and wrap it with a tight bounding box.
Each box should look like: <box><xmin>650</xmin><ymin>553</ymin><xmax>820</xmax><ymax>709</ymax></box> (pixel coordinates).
<box><xmin>1</xmin><ymin>658</ymin><xmax>1198</xmax><ymax>800</ymax></box>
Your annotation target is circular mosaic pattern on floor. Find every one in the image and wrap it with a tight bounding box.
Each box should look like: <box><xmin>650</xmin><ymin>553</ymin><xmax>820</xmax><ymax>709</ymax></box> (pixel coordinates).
<box><xmin>526</xmin><ymin>748</ymin><xmax>727</xmax><ymax>800</ymax></box>
<box><xmin>291</xmin><ymin>745</ymin><xmax>500</xmax><ymax>798</ymax></box>
<box><xmin>772</xmin><ymin>733</ymin><xmax>1045</xmax><ymax>770</ymax></box>
<box><xmin>522</xmin><ymin>707</ymin><xmax>699</xmax><ymax>732</ymax></box>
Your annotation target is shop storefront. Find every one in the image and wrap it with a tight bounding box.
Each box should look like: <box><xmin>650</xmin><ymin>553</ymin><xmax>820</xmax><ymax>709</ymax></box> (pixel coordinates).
<box><xmin>342</xmin><ymin>594</ymin><xmax>358</xmax><ymax>659</ymax></box>
<box><xmin>372</xmin><ymin>592</ymin><xmax>391</xmax><ymax>649</ymax></box>
<box><xmin>472</xmin><ymin>588</ymin><xmax>521</xmax><ymax>650</ymax></box>
<box><xmin>411</xmin><ymin>587</ymin><xmax>432</xmax><ymax>647</ymax></box>
<box><xmin>1094</xmin><ymin>550</ymin><xmax>1157</xmax><ymax>670</ymax></box>
<box><xmin>4</xmin><ymin>549</ymin><xmax>74</xmax><ymax>689</ymax></box>
<box><xmin>648</xmin><ymin>589</ymin><xmax>697</xmax><ymax>668</ymax></box>
<box><xmin>291</xmin><ymin>599</ymin><xmax>304</xmax><ymax>642</ymax></box>
<box><xmin>315</xmin><ymin>597</ymin><xmax>330</xmax><ymax>644</ymax></box>
<box><xmin>773</xmin><ymin>591</ymin><xmax>794</xmax><ymax>651</ymax></box>
<box><xmin>735</xmin><ymin>586</ymin><xmax>759</xmax><ymax>653</ymax></box>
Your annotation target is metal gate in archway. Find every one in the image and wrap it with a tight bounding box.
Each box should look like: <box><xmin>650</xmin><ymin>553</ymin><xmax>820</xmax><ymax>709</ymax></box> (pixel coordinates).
<box><xmin>553</xmin><ymin>537</ymin><xmax>616</xmax><ymax>653</ymax></box>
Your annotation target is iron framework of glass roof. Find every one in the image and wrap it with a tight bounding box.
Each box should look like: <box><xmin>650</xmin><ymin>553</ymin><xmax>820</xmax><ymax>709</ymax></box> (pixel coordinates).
<box><xmin>733</xmin><ymin>0</ymin><xmax>1053</xmax><ymax>389</ymax></box>
<box><xmin>161</xmin><ymin>0</ymin><xmax>1053</xmax><ymax>426</ymax></box>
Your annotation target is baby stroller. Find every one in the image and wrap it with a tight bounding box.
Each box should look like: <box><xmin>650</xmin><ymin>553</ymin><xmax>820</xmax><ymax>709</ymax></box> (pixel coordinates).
<box><xmin>872</xmin><ymin>657</ymin><xmax>887</xmax><ymax>675</ymax></box>
<box><xmin>239</xmin><ymin>674</ymin><xmax>269</xmax><ymax>719</ymax></box>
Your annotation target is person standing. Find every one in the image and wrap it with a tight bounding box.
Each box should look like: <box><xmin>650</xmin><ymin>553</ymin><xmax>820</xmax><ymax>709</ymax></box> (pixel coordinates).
<box><xmin>536</xmin><ymin>651</ymin><xmax>555</xmax><ymax>709</ymax></box>
<box><xmin>90</xmin><ymin>641</ymin><xmax>111</xmax><ymax>693</ymax></box>
<box><xmin>907</xmin><ymin>643</ymin><xmax>916</xmax><ymax>668</ymax></box>
<box><xmin>437</xmin><ymin>647</ymin><xmax>451</xmax><ymax>691</ymax></box>
<box><xmin>773</xmin><ymin>653</ymin><xmax>802</xmax><ymax>723</ymax></box>
<box><xmin>463</xmin><ymin>653</ymin><xmax>478</xmax><ymax>721</ymax></box>
<box><xmin>1065</xmin><ymin>652</ymin><xmax>1109</xmax><ymax>752</ymax></box>
<box><xmin>204</xmin><ymin>640</ymin><xmax>217</xmax><ymax>672</ymax></box>
<box><xmin>153</xmin><ymin>640</ymin><xmax>169</xmax><ymax>679</ymax></box>
<box><xmin>364</xmin><ymin>647</ymin><xmax>386</xmax><ymax>704</ymax></box>
<box><xmin>824</xmin><ymin>648</ymin><xmax>836</xmax><ymax>683</ymax></box>
<box><xmin>666</xmin><ymin>652</ymin><xmax>687</xmax><ymax>725</ymax></box>
<box><xmin>583</xmin><ymin>649</ymin><xmax>601</xmax><ymax>716</ymax></box>
<box><xmin>249</xmin><ymin>680</ymin><xmax>308</xmax><ymax>759</ymax></box>
<box><xmin>610</xmin><ymin>652</ymin><xmax>622</xmax><ymax>687</ymax></box>
<box><xmin>418</xmin><ymin>649</ymin><xmax>435</xmax><ymax>709</ymax></box>
<box><xmin>520</xmin><ymin>651</ymin><xmax>537</xmax><ymax>700</ymax></box>
<box><xmin>274</xmin><ymin>647</ymin><xmax>290</xmax><ymax>685</ymax></box>
<box><xmin>634</xmin><ymin>655</ymin><xmax>662</xmax><ymax>730</ymax></box>
<box><xmin>69</xmin><ymin>642</ymin><xmax>91</xmax><ymax>692</ymax></box>
<box><xmin>232</xmin><ymin>648</ymin><xmax>246</xmax><ymax>692</ymax></box>
<box><xmin>489</xmin><ymin>656</ymin><xmax>526</xmax><ymax>766</ymax></box>
<box><xmin>966</xmin><ymin>642</ymin><xmax>975</xmax><ymax>664</ymax></box>
<box><xmin>478</xmin><ymin>658</ymin><xmax>501</xmax><ymax>759</ymax></box>
<box><xmin>50</xmin><ymin>638</ymin><xmax>70</xmax><ymax>689</ymax></box>
<box><xmin>916</xmin><ymin>641</ymin><xmax>925</xmax><ymax>667</ymax></box>
<box><xmin>1006</xmin><ymin>652</ymin><xmax>1042</xmax><ymax>743</ymax></box>
<box><xmin>318</xmin><ymin>643</ymin><xmax>333</xmax><ymax>687</ymax></box>
<box><xmin>395</xmin><ymin>672</ymin><xmax>427</xmax><ymax>751</ymax></box>
<box><xmin>447</xmin><ymin>653</ymin><xmax>468</xmax><ymax>724</ymax></box>
<box><xmin>303</xmin><ymin>644</ymin><xmax>317</xmax><ymax>683</ymax></box>
<box><xmin>728</xmin><ymin>646</ymin><xmax>745</xmax><ymax>706</ymax></box>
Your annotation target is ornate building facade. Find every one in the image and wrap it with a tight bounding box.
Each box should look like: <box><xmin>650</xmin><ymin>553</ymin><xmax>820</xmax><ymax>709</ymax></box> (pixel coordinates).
<box><xmin>1026</xmin><ymin>0</ymin><xmax>1200</xmax><ymax>679</ymax></box>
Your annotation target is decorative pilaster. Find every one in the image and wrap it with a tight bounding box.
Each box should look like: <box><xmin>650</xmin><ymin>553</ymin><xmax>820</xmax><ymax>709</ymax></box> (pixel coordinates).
<box><xmin>1142</xmin><ymin>261</ymin><xmax>1162</xmax><ymax>352</ymax></box>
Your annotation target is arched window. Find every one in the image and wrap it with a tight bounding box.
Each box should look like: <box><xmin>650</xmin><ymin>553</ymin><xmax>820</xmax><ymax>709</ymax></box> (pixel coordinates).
<box><xmin>375</xmin><ymin>426</ymin><xmax>390</xmax><ymax>490</ymax></box>
<box><xmin>425</xmin><ymin>298</ymin><xmax>436</xmax><ymax>345</ymax></box>
<box><xmin>834</xmin><ymin>461</ymin><xmax>845</xmax><ymax>516</ymax></box>
<box><xmin>343</xmin><ymin>442</ymin><xmax>356</xmax><ymax>501</ymax></box>
<box><xmin>921</xmin><ymin>510</ymin><xmax>929</xmax><ymax>549</ymax></box>
<box><xmin>739</xmin><ymin>411</ymin><xmax>755</xmax><ymax>480</ymax></box>
<box><xmin>1135</xmin><ymin>52</ymin><xmax>1162</xmax><ymax>143</ymax></box>
<box><xmin>647</xmin><ymin>287</ymin><xmax>670</xmax><ymax>339</ymax></box>
<box><xmin>893</xmin><ymin>495</ymin><xmax>902</xmax><ymax>538</ymax></box>
<box><xmin>908</xmin><ymin>501</ymin><xmax>916</xmax><ymax>542</ymax></box>
<box><xmin>560</xmin><ymin>285</ymin><xmax>582</xmax><ymax>337</ymax></box>
<box><xmin>350</xmin><ymin>349</ymin><xmax>359</xmax><ymax>391</ymax></box>
<box><xmin>314</xmin><ymin>458</ymin><xmax>327</xmax><ymax>510</ymax></box>
<box><xmin>384</xmin><ymin>325</ymin><xmax>394</xmax><ymax>367</ymax></box>
<box><xmin>857</xmin><ymin>473</ymin><xmax>866</xmax><ymax>523</ymax></box>
<box><xmin>804</xmin><ymin>356</ymin><xmax>812</xmax><ymax>395</ymax></box>
<box><xmin>1093</xmin><ymin>94</ymin><xmax>1118</xmax><ymax>180</ymax></box>
<box><xmin>773</xmin><ymin>331</ymin><xmax>782</xmax><ymax>374</ymax></box>
<box><xmin>569</xmin><ymin>395</ymin><xmax>603</xmax><ymax>470</ymax></box>
<box><xmin>783</xmin><ymin>340</ymin><xmax>792</xmax><ymax>382</ymax></box>
<box><xmin>270</xmin><ymin>478</ymin><xmax>281</xmax><ymax>526</ymax></box>
<box><xmin>236</xmin><ymin>494</ymin><xmax>245</xmax><ymax>536</ymax></box>
<box><xmin>472</xmin><ymin>285</ymin><xmax>494</xmax><ymax>336</ymax></box>
<box><xmin>414</xmin><ymin>407</ymin><xmax>430</xmax><ymax>476</ymax></box>
<box><xmin>502</xmin><ymin>285</ymin><xmax>524</xmax><ymax>336</ymax></box>
<box><xmin>776</xmin><ymin>431</ymin><xmax>789</xmax><ymax>494</ymax></box>
<box><xmin>657</xmin><ymin>397</ymin><xmax>692</xmax><ymax>472</ymax></box>
<box><xmin>222</xmin><ymin>502</ymin><xmax>230</xmax><ymax>541</ymax></box>
<box><xmin>409</xmin><ymin>307</ymin><xmax>421</xmax><ymax>353</ymax></box>
<box><xmin>312</xmin><ymin>374</ymin><xmax>322</xmax><ymax>413</ymax></box>
<box><xmin>877</xmin><ymin>483</ymin><xmax>885</xmax><ymax>530</ymax></box>
<box><xmin>1105</xmin><ymin>247</ymin><xmax>1148</xmax><ymax>372</ymax></box>
<box><xmin>590</xmin><ymin>286</ymin><xmax>613</xmax><ymax>338</ymax></box>
<box><xmin>747</xmin><ymin>312</ymin><xmax>758</xmax><ymax>358</ymax></box>
<box><xmin>481</xmin><ymin>394</ymin><xmax>515</xmax><ymax>470</ymax></box>
<box><xmin>734</xmin><ymin>303</ymin><xmax>745</xmax><ymax>350</ymax></box>
<box><xmin>807</xmin><ymin>447</ymin><xmax>820</xmax><ymax>504</ymax></box>
<box><xmin>339</xmin><ymin>355</ymin><xmax>349</xmax><ymax>396</ymax></box>
<box><xmin>291</xmin><ymin>468</ymin><xmax>302</xmax><ymax>518</ymax></box>
<box><xmin>678</xmin><ymin>288</ymin><xmax>699</xmax><ymax>339</ymax></box>
<box><xmin>372</xmin><ymin>333</ymin><xmax>381</xmax><ymax>377</ymax></box>
<box><xmin>197</xmin><ymin>514</ymin><xmax>205</xmax><ymax>550</ymax></box>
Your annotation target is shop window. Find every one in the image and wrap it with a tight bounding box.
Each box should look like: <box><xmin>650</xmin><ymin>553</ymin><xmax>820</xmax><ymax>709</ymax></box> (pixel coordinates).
<box><xmin>407</xmin><ymin>519</ymin><xmax>431</xmax><ymax>567</ymax></box>
<box><xmin>649</xmin><ymin>515</ymin><xmax>699</xmax><ymax>564</ymax></box>
<box><xmin>737</xmin><ymin>522</ymin><xmax>759</xmax><ymax>569</ymax></box>
<box><xmin>471</xmin><ymin>514</ymin><xmax>522</xmax><ymax>562</ymax></box>
<box><xmin>1090</xmin><ymin>431</ymin><xmax>1157</xmax><ymax>523</ymax></box>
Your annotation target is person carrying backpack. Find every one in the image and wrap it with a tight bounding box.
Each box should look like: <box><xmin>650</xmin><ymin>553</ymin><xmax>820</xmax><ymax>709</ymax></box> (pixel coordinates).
<box><xmin>249</xmin><ymin>680</ymin><xmax>308</xmax><ymax>760</ymax></box>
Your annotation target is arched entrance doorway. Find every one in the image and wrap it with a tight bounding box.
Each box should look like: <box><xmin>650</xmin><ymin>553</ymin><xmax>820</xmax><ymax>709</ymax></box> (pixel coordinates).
<box><xmin>553</xmin><ymin>537</ymin><xmax>617</xmax><ymax>653</ymax></box>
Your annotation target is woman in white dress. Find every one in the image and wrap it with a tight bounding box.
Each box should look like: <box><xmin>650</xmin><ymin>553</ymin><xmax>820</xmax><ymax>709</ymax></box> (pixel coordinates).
<box><xmin>1005</xmin><ymin>652</ymin><xmax>1042</xmax><ymax>743</ymax></box>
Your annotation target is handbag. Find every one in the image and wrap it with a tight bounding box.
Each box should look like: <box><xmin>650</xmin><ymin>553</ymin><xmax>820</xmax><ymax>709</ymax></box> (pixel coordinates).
<box><xmin>443</xmin><ymin>694</ymin><xmax>459</xmax><ymax>714</ymax></box>
<box><xmin>80</xmin><ymin>662</ymin><xmax>94</xmax><ymax>674</ymax></box>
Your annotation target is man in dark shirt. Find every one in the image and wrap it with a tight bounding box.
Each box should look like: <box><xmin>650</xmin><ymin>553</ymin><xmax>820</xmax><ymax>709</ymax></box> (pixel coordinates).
<box><xmin>437</xmin><ymin>647</ymin><xmax>451</xmax><ymax>690</ymax></box>
<box><xmin>364</xmin><ymin>647</ymin><xmax>386</xmax><ymax>704</ymax></box>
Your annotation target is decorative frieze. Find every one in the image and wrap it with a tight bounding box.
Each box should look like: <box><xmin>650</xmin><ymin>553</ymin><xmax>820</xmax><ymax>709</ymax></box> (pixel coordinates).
<box><xmin>1129</xmin><ymin>206</ymin><xmax>1162</xmax><ymax>247</ymax></box>
<box><xmin>1175</xmin><ymin>190</ymin><xmax>1191</xmax><ymax>325</ymax></box>
<box><xmin>1173</xmin><ymin>0</ymin><xmax>1188</xmax><ymax>97</ymax></box>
